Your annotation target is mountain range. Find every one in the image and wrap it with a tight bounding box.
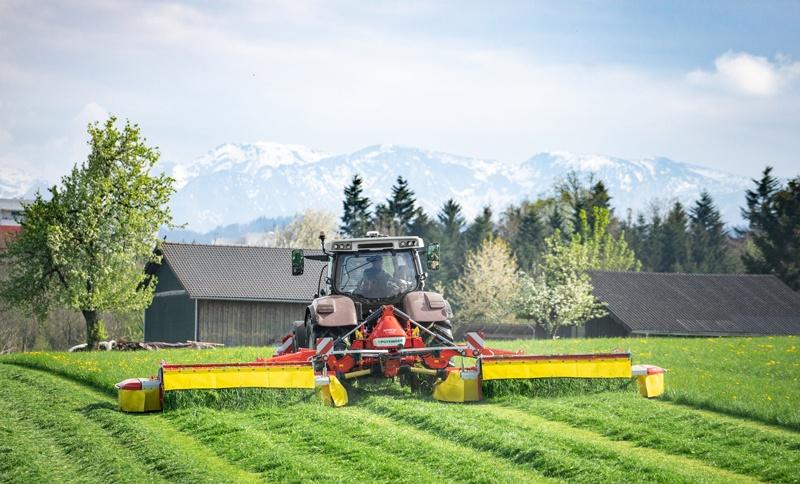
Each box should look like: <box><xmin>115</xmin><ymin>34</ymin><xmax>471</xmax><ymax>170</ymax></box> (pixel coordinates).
<box><xmin>2</xmin><ymin>142</ymin><xmax>753</xmax><ymax>238</ymax></box>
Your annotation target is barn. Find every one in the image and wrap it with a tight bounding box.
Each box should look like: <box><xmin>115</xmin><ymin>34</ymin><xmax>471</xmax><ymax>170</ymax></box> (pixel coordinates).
<box><xmin>584</xmin><ymin>271</ymin><xmax>800</xmax><ymax>337</ymax></box>
<box><xmin>456</xmin><ymin>271</ymin><xmax>800</xmax><ymax>339</ymax></box>
<box><xmin>144</xmin><ymin>242</ymin><xmax>325</xmax><ymax>345</ymax></box>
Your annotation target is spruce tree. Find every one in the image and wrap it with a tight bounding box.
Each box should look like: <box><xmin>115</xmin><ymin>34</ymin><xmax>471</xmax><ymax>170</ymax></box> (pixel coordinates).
<box><xmin>659</xmin><ymin>201</ymin><xmax>690</xmax><ymax>272</ymax></box>
<box><xmin>465</xmin><ymin>206</ymin><xmax>494</xmax><ymax>251</ymax></box>
<box><xmin>372</xmin><ymin>203</ymin><xmax>394</xmax><ymax>235</ymax></box>
<box><xmin>688</xmin><ymin>191</ymin><xmax>733</xmax><ymax>273</ymax></box>
<box><xmin>340</xmin><ymin>174</ymin><xmax>372</xmax><ymax>237</ymax></box>
<box><xmin>501</xmin><ymin>202</ymin><xmax>545</xmax><ymax>271</ymax></box>
<box><xmin>409</xmin><ymin>207</ymin><xmax>437</xmax><ymax>240</ymax></box>
<box><xmin>388</xmin><ymin>176</ymin><xmax>417</xmax><ymax>234</ymax></box>
<box><xmin>741</xmin><ymin>167</ymin><xmax>780</xmax><ymax>274</ymax></box>
<box><xmin>742</xmin><ymin>167</ymin><xmax>800</xmax><ymax>289</ymax></box>
<box><xmin>438</xmin><ymin>199</ymin><xmax>466</xmax><ymax>237</ymax></box>
<box><xmin>587</xmin><ymin>180</ymin><xmax>612</xmax><ymax>228</ymax></box>
<box><xmin>431</xmin><ymin>199</ymin><xmax>467</xmax><ymax>291</ymax></box>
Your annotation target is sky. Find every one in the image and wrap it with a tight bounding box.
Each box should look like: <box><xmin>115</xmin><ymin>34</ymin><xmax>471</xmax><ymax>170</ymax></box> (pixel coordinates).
<box><xmin>1</xmin><ymin>0</ymin><xmax>799</xmax><ymax>183</ymax></box>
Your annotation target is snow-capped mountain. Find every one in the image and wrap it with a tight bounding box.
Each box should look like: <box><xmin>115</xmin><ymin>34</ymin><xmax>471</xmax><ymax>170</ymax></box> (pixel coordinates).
<box><xmin>1</xmin><ymin>143</ymin><xmax>752</xmax><ymax>234</ymax></box>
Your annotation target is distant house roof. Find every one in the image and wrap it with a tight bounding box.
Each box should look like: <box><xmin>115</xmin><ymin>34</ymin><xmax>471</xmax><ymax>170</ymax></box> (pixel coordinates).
<box><xmin>160</xmin><ymin>242</ymin><xmax>326</xmax><ymax>303</ymax></box>
<box><xmin>0</xmin><ymin>225</ymin><xmax>21</xmax><ymax>251</ymax></box>
<box><xmin>589</xmin><ymin>271</ymin><xmax>800</xmax><ymax>336</ymax></box>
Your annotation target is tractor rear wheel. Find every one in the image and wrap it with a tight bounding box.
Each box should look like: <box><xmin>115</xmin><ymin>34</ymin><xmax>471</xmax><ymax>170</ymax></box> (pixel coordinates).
<box><xmin>292</xmin><ymin>321</ymin><xmax>308</xmax><ymax>351</ymax></box>
<box><xmin>425</xmin><ymin>320</ymin><xmax>454</xmax><ymax>345</ymax></box>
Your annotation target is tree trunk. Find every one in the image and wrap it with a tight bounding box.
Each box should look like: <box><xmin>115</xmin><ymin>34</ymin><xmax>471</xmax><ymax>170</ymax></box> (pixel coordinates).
<box><xmin>548</xmin><ymin>326</ymin><xmax>559</xmax><ymax>340</ymax></box>
<box><xmin>82</xmin><ymin>310</ymin><xmax>104</xmax><ymax>350</ymax></box>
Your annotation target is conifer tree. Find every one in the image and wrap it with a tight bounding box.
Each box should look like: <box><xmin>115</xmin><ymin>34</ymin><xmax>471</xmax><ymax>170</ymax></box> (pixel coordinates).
<box><xmin>429</xmin><ymin>199</ymin><xmax>467</xmax><ymax>292</ymax></box>
<box><xmin>741</xmin><ymin>167</ymin><xmax>781</xmax><ymax>274</ymax></box>
<box><xmin>659</xmin><ymin>201</ymin><xmax>691</xmax><ymax>271</ymax></box>
<box><xmin>387</xmin><ymin>176</ymin><xmax>417</xmax><ymax>234</ymax></box>
<box><xmin>501</xmin><ymin>202</ymin><xmax>545</xmax><ymax>271</ymax></box>
<box><xmin>688</xmin><ymin>191</ymin><xmax>733</xmax><ymax>272</ymax></box>
<box><xmin>465</xmin><ymin>206</ymin><xmax>494</xmax><ymax>251</ymax></box>
<box><xmin>741</xmin><ymin>167</ymin><xmax>800</xmax><ymax>289</ymax></box>
<box><xmin>340</xmin><ymin>174</ymin><xmax>372</xmax><ymax>237</ymax></box>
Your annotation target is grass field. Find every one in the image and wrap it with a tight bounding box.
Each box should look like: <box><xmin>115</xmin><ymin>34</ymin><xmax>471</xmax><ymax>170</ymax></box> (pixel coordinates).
<box><xmin>2</xmin><ymin>336</ymin><xmax>799</xmax><ymax>483</ymax></box>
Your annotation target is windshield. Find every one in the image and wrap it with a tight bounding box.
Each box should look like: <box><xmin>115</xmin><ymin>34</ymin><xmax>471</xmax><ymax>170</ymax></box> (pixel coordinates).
<box><xmin>335</xmin><ymin>250</ymin><xmax>419</xmax><ymax>301</ymax></box>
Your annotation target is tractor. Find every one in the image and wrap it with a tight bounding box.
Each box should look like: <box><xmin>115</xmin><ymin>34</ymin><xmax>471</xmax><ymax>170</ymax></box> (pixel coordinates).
<box><xmin>115</xmin><ymin>232</ymin><xmax>666</xmax><ymax>411</ymax></box>
<box><xmin>290</xmin><ymin>231</ymin><xmax>453</xmax><ymax>352</ymax></box>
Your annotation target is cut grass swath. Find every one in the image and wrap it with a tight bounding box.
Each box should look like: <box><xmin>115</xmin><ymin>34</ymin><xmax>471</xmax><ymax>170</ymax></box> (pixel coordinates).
<box><xmin>497</xmin><ymin>392</ymin><xmax>800</xmax><ymax>483</ymax></box>
<box><xmin>167</xmin><ymin>402</ymin><xmax>552</xmax><ymax>483</ymax></box>
<box><xmin>0</xmin><ymin>403</ymin><xmax>89</xmax><ymax>483</ymax></box>
<box><xmin>0</xmin><ymin>364</ymin><xmax>260</xmax><ymax>483</ymax></box>
<box><xmin>362</xmin><ymin>392</ymin><xmax>755</xmax><ymax>483</ymax></box>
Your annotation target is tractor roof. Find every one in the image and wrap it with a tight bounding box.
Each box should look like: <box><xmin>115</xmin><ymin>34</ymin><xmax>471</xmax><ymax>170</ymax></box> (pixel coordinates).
<box><xmin>326</xmin><ymin>234</ymin><xmax>424</xmax><ymax>252</ymax></box>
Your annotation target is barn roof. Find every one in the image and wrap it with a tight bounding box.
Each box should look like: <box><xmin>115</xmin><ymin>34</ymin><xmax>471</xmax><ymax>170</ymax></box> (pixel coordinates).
<box><xmin>159</xmin><ymin>242</ymin><xmax>326</xmax><ymax>303</ymax></box>
<box><xmin>589</xmin><ymin>271</ymin><xmax>800</xmax><ymax>336</ymax></box>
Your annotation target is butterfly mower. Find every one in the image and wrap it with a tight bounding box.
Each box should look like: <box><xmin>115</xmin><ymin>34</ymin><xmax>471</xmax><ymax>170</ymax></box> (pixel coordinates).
<box><xmin>116</xmin><ymin>233</ymin><xmax>665</xmax><ymax>412</ymax></box>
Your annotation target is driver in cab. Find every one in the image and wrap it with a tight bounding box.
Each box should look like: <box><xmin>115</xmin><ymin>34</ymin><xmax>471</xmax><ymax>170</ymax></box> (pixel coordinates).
<box><xmin>359</xmin><ymin>256</ymin><xmax>391</xmax><ymax>298</ymax></box>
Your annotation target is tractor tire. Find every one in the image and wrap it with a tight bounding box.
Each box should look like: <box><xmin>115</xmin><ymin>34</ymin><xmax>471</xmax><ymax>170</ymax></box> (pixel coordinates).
<box><xmin>292</xmin><ymin>321</ymin><xmax>308</xmax><ymax>351</ymax></box>
<box><xmin>425</xmin><ymin>320</ymin><xmax>454</xmax><ymax>345</ymax></box>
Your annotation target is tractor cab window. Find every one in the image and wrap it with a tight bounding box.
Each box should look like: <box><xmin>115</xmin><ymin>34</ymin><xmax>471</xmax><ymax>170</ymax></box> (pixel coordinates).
<box><xmin>335</xmin><ymin>250</ymin><xmax>419</xmax><ymax>301</ymax></box>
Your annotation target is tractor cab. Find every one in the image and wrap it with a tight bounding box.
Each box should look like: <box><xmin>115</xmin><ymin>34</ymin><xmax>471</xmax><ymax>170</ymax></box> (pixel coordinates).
<box><xmin>290</xmin><ymin>232</ymin><xmax>450</xmax><ymax>349</ymax></box>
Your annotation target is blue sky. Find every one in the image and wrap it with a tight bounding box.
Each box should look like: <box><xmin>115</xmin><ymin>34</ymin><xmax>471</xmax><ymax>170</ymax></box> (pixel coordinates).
<box><xmin>1</xmin><ymin>0</ymin><xmax>799</xmax><ymax>182</ymax></box>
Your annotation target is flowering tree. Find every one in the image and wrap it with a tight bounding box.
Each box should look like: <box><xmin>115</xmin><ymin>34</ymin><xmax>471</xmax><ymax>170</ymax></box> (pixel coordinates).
<box><xmin>450</xmin><ymin>237</ymin><xmax>519</xmax><ymax>323</ymax></box>
<box><xmin>514</xmin><ymin>226</ymin><xmax>608</xmax><ymax>338</ymax></box>
<box><xmin>0</xmin><ymin>118</ymin><xmax>174</xmax><ymax>349</ymax></box>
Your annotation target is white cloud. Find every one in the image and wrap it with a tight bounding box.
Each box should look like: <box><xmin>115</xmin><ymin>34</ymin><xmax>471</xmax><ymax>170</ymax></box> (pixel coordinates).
<box><xmin>688</xmin><ymin>51</ymin><xmax>800</xmax><ymax>96</ymax></box>
<box><xmin>0</xmin><ymin>2</ymin><xmax>798</xmax><ymax>182</ymax></box>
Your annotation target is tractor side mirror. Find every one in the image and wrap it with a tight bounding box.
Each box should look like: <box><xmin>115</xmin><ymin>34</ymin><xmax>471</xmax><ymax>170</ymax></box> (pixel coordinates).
<box><xmin>426</xmin><ymin>243</ymin><xmax>440</xmax><ymax>271</ymax></box>
<box><xmin>291</xmin><ymin>249</ymin><xmax>304</xmax><ymax>276</ymax></box>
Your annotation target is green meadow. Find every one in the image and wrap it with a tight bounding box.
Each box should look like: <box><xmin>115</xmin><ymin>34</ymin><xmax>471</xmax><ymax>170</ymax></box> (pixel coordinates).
<box><xmin>2</xmin><ymin>336</ymin><xmax>798</xmax><ymax>483</ymax></box>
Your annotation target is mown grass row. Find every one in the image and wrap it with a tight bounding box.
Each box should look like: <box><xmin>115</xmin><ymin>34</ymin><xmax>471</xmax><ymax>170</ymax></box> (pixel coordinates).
<box><xmin>492</xmin><ymin>335</ymin><xmax>800</xmax><ymax>429</ymax></box>
<box><xmin>167</xmin><ymin>405</ymin><xmax>552</xmax><ymax>483</ymax></box>
<box><xmin>0</xmin><ymin>364</ymin><xmax>260</xmax><ymax>483</ymax></box>
<box><xmin>357</xmin><ymin>390</ymin><xmax>760</xmax><ymax>483</ymax></box>
<box><xmin>498</xmin><ymin>392</ymin><xmax>800</xmax><ymax>483</ymax></box>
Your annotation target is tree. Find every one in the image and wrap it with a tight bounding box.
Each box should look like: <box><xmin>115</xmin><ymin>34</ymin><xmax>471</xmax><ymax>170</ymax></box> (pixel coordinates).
<box><xmin>500</xmin><ymin>201</ymin><xmax>545</xmax><ymax>271</ymax></box>
<box><xmin>450</xmin><ymin>237</ymin><xmax>518</xmax><ymax>324</ymax></box>
<box><xmin>515</xmin><ymin>236</ymin><xmax>607</xmax><ymax>339</ymax></box>
<box><xmin>438</xmin><ymin>199</ymin><xmax>466</xmax><ymax>237</ymax></box>
<box><xmin>340</xmin><ymin>174</ymin><xmax>371</xmax><ymax>237</ymax></box>
<box><xmin>659</xmin><ymin>201</ymin><xmax>690</xmax><ymax>272</ymax></box>
<box><xmin>0</xmin><ymin>118</ymin><xmax>174</xmax><ymax>349</ymax></box>
<box><xmin>409</xmin><ymin>207</ymin><xmax>437</xmax><ymax>241</ymax></box>
<box><xmin>372</xmin><ymin>203</ymin><xmax>394</xmax><ymax>235</ymax></box>
<box><xmin>429</xmin><ymin>199</ymin><xmax>466</xmax><ymax>291</ymax></box>
<box><xmin>465</xmin><ymin>206</ymin><xmax>494</xmax><ymax>251</ymax></box>
<box><xmin>742</xmin><ymin>168</ymin><xmax>800</xmax><ymax>289</ymax></box>
<box><xmin>553</xmin><ymin>207</ymin><xmax>641</xmax><ymax>272</ymax></box>
<box><xmin>688</xmin><ymin>191</ymin><xmax>734</xmax><ymax>272</ymax></box>
<box><xmin>387</xmin><ymin>176</ymin><xmax>417</xmax><ymax>234</ymax></box>
<box><xmin>274</xmin><ymin>210</ymin><xmax>339</xmax><ymax>248</ymax></box>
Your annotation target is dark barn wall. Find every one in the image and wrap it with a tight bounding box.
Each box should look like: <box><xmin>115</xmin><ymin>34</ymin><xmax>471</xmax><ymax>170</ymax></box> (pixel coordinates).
<box><xmin>153</xmin><ymin>260</ymin><xmax>184</xmax><ymax>292</ymax></box>
<box><xmin>585</xmin><ymin>315</ymin><xmax>629</xmax><ymax>338</ymax></box>
<box><xmin>198</xmin><ymin>299</ymin><xmax>307</xmax><ymax>346</ymax></box>
<box><xmin>144</xmin><ymin>262</ymin><xmax>195</xmax><ymax>342</ymax></box>
<box><xmin>144</xmin><ymin>293</ymin><xmax>195</xmax><ymax>342</ymax></box>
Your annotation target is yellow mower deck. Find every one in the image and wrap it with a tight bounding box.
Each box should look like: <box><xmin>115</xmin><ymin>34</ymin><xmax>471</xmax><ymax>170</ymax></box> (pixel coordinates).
<box><xmin>116</xmin><ymin>336</ymin><xmax>664</xmax><ymax>411</ymax></box>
